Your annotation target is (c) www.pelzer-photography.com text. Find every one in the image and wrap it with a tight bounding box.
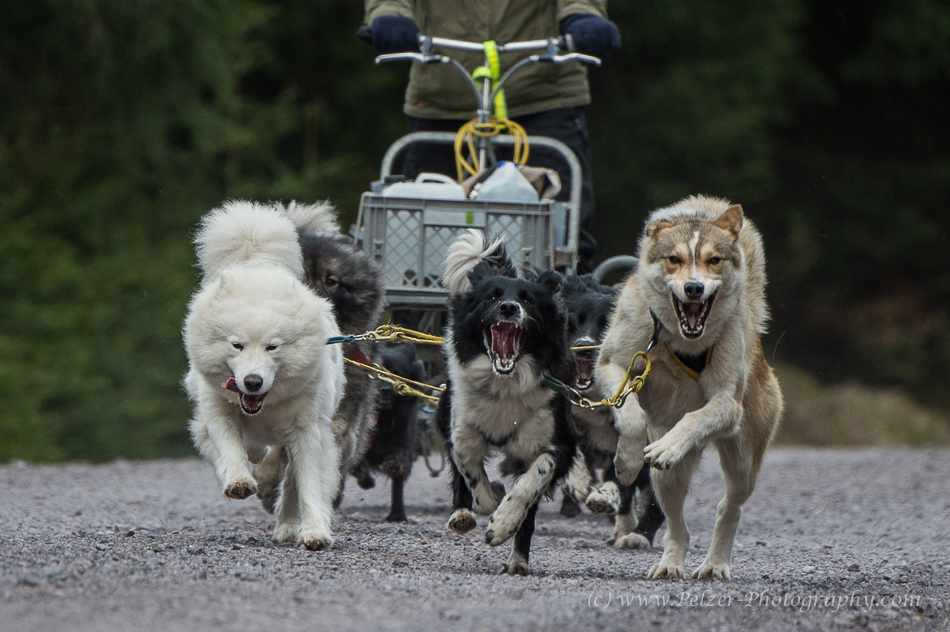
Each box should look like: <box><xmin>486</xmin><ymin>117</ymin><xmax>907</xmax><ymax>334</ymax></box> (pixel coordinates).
<box><xmin>587</xmin><ymin>589</ymin><xmax>922</xmax><ymax>613</ymax></box>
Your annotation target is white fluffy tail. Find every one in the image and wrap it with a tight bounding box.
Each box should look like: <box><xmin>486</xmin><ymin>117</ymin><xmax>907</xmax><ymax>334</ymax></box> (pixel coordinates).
<box><xmin>282</xmin><ymin>200</ymin><xmax>339</xmax><ymax>234</ymax></box>
<box><xmin>441</xmin><ymin>229</ymin><xmax>513</xmax><ymax>294</ymax></box>
<box><xmin>195</xmin><ymin>200</ymin><xmax>303</xmax><ymax>281</ymax></box>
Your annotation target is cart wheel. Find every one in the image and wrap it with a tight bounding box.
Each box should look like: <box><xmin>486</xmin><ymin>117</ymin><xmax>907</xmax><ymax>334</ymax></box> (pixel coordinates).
<box><xmin>592</xmin><ymin>255</ymin><xmax>638</xmax><ymax>285</ymax></box>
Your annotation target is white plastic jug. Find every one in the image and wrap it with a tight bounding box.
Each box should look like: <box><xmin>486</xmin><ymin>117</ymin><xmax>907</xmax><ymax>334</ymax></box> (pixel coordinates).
<box><xmin>472</xmin><ymin>162</ymin><xmax>539</xmax><ymax>203</ymax></box>
<box><xmin>382</xmin><ymin>173</ymin><xmax>466</xmax><ymax>200</ymax></box>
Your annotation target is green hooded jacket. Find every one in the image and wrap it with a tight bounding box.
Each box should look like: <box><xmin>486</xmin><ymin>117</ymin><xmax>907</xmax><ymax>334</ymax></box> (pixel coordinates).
<box><xmin>364</xmin><ymin>0</ymin><xmax>608</xmax><ymax>120</ymax></box>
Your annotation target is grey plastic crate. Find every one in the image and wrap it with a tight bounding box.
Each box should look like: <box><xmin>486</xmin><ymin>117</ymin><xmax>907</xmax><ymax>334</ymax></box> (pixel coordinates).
<box><xmin>357</xmin><ymin>192</ymin><xmax>560</xmax><ymax>309</ymax></box>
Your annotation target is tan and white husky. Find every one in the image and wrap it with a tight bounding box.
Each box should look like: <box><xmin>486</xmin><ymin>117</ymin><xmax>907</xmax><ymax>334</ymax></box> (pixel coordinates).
<box><xmin>596</xmin><ymin>195</ymin><xmax>783</xmax><ymax>580</ymax></box>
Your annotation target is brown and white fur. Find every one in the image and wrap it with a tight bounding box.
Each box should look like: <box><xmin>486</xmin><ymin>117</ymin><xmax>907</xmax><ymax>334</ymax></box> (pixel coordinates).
<box><xmin>596</xmin><ymin>195</ymin><xmax>783</xmax><ymax>580</ymax></box>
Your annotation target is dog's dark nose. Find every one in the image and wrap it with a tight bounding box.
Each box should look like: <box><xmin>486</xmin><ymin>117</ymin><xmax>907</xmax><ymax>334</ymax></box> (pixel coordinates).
<box><xmin>498</xmin><ymin>301</ymin><xmax>520</xmax><ymax>318</ymax></box>
<box><xmin>243</xmin><ymin>374</ymin><xmax>264</xmax><ymax>392</ymax></box>
<box><xmin>574</xmin><ymin>337</ymin><xmax>597</xmax><ymax>358</ymax></box>
<box><xmin>684</xmin><ymin>282</ymin><xmax>704</xmax><ymax>300</ymax></box>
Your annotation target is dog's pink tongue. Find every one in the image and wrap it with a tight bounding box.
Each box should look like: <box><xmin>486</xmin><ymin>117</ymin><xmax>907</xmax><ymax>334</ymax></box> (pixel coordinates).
<box><xmin>491</xmin><ymin>323</ymin><xmax>518</xmax><ymax>360</ymax></box>
<box><xmin>682</xmin><ymin>301</ymin><xmax>705</xmax><ymax>329</ymax></box>
<box><xmin>222</xmin><ymin>377</ymin><xmax>241</xmax><ymax>393</ymax></box>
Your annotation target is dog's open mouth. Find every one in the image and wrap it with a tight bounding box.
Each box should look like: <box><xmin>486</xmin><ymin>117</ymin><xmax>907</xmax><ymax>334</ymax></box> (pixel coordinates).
<box><xmin>484</xmin><ymin>322</ymin><xmax>524</xmax><ymax>375</ymax></box>
<box><xmin>575</xmin><ymin>356</ymin><xmax>596</xmax><ymax>391</ymax></box>
<box><xmin>222</xmin><ymin>377</ymin><xmax>268</xmax><ymax>415</ymax></box>
<box><xmin>672</xmin><ymin>294</ymin><xmax>716</xmax><ymax>339</ymax></box>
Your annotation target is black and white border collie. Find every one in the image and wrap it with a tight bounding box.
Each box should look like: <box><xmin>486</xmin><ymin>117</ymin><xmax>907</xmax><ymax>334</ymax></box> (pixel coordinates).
<box><xmin>559</xmin><ymin>274</ymin><xmax>666</xmax><ymax>550</ymax></box>
<box><xmin>436</xmin><ymin>230</ymin><xmax>576</xmax><ymax>576</ymax></box>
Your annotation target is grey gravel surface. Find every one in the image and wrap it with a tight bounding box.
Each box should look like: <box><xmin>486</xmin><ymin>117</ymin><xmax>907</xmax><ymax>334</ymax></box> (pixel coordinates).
<box><xmin>1</xmin><ymin>448</ymin><xmax>948</xmax><ymax>632</ymax></box>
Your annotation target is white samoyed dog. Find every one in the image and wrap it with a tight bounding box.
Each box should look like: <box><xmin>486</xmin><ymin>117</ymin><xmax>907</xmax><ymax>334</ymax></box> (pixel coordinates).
<box><xmin>183</xmin><ymin>200</ymin><xmax>345</xmax><ymax>550</ymax></box>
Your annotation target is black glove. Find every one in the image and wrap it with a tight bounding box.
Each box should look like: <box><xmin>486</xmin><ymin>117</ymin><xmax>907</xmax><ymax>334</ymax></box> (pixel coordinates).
<box><xmin>560</xmin><ymin>14</ymin><xmax>621</xmax><ymax>61</ymax></box>
<box><xmin>369</xmin><ymin>15</ymin><xmax>420</xmax><ymax>54</ymax></box>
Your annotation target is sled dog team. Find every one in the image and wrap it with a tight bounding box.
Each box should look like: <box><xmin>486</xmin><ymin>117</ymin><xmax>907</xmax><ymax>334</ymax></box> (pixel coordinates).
<box><xmin>183</xmin><ymin>194</ymin><xmax>783</xmax><ymax>580</ymax></box>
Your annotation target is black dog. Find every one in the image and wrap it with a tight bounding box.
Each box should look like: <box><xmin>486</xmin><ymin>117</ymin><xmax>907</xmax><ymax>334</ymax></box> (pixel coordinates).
<box><xmin>437</xmin><ymin>232</ymin><xmax>576</xmax><ymax>575</ymax></box>
<box><xmin>559</xmin><ymin>273</ymin><xmax>665</xmax><ymax>549</ymax></box>
<box><xmin>350</xmin><ymin>343</ymin><xmax>426</xmax><ymax>522</ymax></box>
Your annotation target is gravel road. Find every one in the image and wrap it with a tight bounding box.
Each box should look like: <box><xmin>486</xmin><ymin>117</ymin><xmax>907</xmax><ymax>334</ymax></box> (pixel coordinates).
<box><xmin>1</xmin><ymin>448</ymin><xmax>948</xmax><ymax>632</ymax></box>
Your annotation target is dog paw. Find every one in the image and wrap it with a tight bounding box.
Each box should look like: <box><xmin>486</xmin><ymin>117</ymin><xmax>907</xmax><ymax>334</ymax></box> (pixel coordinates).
<box><xmin>560</xmin><ymin>495</ymin><xmax>582</xmax><ymax>518</ymax></box>
<box><xmin>385</xmin><ymin>511</ymin><xmax>408</xmax><ymax>523</ymax></box>
<box><xmin>224</xmin><ymin>478</ymin><xmax>257</xmax><ymax>500</ymax></box>
<box><xmin>298</xmin><ymin>528</ymin><xmax>334</xmax><ymax>551</ymax></box>
<box><xmin>644</xmin><ymin>429</ymin><xmax>693</xmax><ymax>471</ymax></box>
<box><xmin>614</xmin><ymin>435</ymin><xmax>645</xmax><ymax>485</ymax></box>
<box><xmin>272</xmin><ymin>522</ymin><xmax>299</xmax><ymax>544</ymax></box>
<box><xmin>500</xmin><ymin>562</ymin><xmax>532</xmax><ymax>576</ymax></box>
<box><xmin>500</xmin><ymin>551</ymin><xmax>531</xmax><ymax>576</ymax></box>
<box><xmin>485</xmin><ymin>503</ymin><xmax>523</xmax><ymax>547</ymax></box>
<box><xmin>648</xmin><ymin>561</ymin><xmax>686</xmax><ymax>580</ymax></box>
<box><xmin>585</xmin><ymin>487</ymin><xmax>620</xmax><ymax>515</ymax></box>
<box><xmin>610</xmin><ymin>533</ymin><xmax>651</xmax><ymax>550</ymax></box>
<box><xmin>446</xmin><ymin>509</ymin><xmax>477</xmax><ymax>535</ymax></box>
<box><xmin>356</xmin><ymin>473</ymin><xmax>376</xmax><ymax>490</ymax></box>
<box><xmin>692</xmin><ymin>561</ymin><xmax>731</xmax><ymax>580</ymax></box>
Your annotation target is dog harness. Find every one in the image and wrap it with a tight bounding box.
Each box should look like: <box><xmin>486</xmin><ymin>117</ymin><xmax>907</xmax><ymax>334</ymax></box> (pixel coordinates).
<box><xmin>667</xmin><ymin>343</ymin><xmax>714</xmax><ymax>380</ymax></box>
<box><xmin>647</xmin><ymin>309</ymin><xmax>713</xmax><ymax>380</ymax></box>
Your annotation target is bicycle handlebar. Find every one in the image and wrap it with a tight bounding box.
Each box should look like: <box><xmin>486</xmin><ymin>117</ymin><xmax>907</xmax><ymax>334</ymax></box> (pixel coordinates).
<box><xmin>424</xmin><ymin>36</ymin><xmax>564</xmax><ymax>53</ymax></box>
<box><xmin>356</xmin><ymin>26</ymin><xmax>580</xmax><ymax>55</ymax></box>
<box><xmin>417</xmin><ymin>34</ymin><xmax>600</xmax><ymax>65</ymax></box>
<box><xmin>375</xmin><ymin>35</ymin><xmax>600</xmax><ymax>71</ymax></box>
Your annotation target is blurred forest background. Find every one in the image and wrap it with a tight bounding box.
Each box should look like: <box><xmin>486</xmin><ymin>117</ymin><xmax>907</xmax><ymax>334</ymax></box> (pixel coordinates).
<box><xmin>1</xmin><ymin>0</ymin><xmax>948</xmax><ymax>462</ymax></box>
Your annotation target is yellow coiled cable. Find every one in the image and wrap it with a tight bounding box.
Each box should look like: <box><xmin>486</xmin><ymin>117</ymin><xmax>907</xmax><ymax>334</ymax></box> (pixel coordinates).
<box><xmin>454</xmin><ymin>116</ymin><xmax>530</xmax><ymax>182</ymax></box>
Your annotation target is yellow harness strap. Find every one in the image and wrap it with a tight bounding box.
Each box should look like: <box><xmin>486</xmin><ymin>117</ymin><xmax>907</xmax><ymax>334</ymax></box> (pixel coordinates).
<box><xmin>667</xmin><ymin>343</ymin><xmax>714</xmax><ymax>380</ymax></box>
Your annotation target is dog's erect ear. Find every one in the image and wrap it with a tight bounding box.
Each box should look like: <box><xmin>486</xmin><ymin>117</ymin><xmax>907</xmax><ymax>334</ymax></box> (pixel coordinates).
<box><xmin>466</xmin><ymin>263</ymin><xmax>488</xmax><ymax>287</ymax></box>
<box><xmin>714</xmin><ymin>204</ymin><xmax>744</xmax><ymax>236</ymax></box>
<box><xmin>467</xmin><ymin>260</ymin><xmax>504</xmax><ymax>288</ymax></box>
<box><xmin>537</xmin><ymin>270</ymin><xmax>562</xmax><ymax>294</ymax></box>
<box><xmin>645</xmin><ymin>219</ymin><xmax>674</xmax><ymax>238</ymax></box>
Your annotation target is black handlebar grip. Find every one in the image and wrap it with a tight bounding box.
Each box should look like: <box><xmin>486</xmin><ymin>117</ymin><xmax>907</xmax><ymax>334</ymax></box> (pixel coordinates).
<box><xmin>356</xmin><ymin>25</ymin><xmax>373</xmax><ymax>45</ymax></box>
